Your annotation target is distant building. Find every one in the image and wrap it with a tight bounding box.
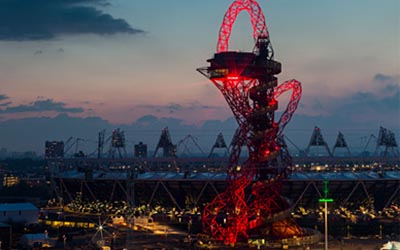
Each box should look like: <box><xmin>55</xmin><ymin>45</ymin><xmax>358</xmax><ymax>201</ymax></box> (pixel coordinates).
<box><xmin>45</xmin><ymin>141</ymin><xmax>64</xmax><ymax>159</ymax></box>
<box><xmin>20</xmin><ymin>175</ymin><xmax>46</xmax><ymax>187</ymax></box>
<box><xmin>0</xmin><ymin>203</ymin><xmax>39</xmax><ymax>225</ymax></box>
<box><xmin>135</xmin><ymin>142</ymin><xmax>147</xmax><ymax>158</ymax></box>
<box><xmin>19</xmin><ymin>233</ymin><xmax>55</xmax><ymax>248</ymax></box>
<box><xmin>2</xmin><ymin>174</ymin><xmax>19</xmax><ymax>187</ymax></box>
<box><xmin>0</xmin><ymin>148</ymin><xmax>7</xmax><ymax>158</ymax></box>
<box><xmin>22</xmin><ymin>151</ymin><xmax>38</xmax><ymax>158</ymax></box>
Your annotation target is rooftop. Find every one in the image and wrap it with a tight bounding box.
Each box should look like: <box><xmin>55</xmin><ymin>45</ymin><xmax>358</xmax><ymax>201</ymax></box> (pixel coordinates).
<box><xmin>0</xmin><ymin>202</ymin><xmax>38</xmax><ymax>211</ymax></box>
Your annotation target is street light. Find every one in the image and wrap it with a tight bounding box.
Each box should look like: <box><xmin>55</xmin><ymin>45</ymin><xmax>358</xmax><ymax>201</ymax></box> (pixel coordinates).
<box><xmin>319</xmin><ymin>180</ymin><xmax>333</xmax><ymax>250</ymax></box>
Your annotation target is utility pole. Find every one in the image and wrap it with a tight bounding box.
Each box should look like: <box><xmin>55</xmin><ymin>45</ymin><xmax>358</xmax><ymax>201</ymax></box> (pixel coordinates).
<box><xmin>319</xmin><ymin>180</ymin><xmax>333</xmax><ymax>250</ymax></box>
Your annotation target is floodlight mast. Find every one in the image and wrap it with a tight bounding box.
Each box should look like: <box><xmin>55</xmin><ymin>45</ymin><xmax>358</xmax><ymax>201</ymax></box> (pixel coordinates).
<box><xmin>197</xmin><ymin>0</ymin><xmax>303</xmax><ymax>245</ymax></box>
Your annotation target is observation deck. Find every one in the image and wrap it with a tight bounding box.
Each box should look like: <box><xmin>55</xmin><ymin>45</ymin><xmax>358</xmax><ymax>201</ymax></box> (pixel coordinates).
<box><xmin>199</xmin><ymin>51</ymin><xmax>282</xmax><ymax>80</ymax></box>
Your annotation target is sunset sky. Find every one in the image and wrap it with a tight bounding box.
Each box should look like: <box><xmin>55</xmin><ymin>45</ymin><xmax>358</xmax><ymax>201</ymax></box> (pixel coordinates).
<box><xmin>0</xmin><ymin>0</ymin><xmax>398</xmax><ymax>153</ymax></box>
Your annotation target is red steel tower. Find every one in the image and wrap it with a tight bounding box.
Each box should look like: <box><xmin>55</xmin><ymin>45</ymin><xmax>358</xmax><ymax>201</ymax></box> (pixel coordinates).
<box><xmin>197</xmin><ymin>0</ymin><xmax>304</xmax><ymax>246</ymax></box>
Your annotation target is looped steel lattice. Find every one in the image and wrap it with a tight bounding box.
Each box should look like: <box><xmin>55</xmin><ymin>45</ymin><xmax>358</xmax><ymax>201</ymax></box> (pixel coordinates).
<box><xmin>199</xmin><ymin>0</ymin><xmax>303</xmax><ymax>245</ymax></box>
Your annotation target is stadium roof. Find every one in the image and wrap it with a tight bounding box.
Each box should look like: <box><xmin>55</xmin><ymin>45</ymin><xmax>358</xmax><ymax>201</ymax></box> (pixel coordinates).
<box><xmin>57</xmin><ymin>170</ymin><xmax>400</xmax><ymax>181</ymax></box>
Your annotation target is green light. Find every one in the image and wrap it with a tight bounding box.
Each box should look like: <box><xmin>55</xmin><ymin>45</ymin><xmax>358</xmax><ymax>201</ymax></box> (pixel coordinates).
<box><xmin>323</xmin><ymin>180</ymin><xmax>329</xmax><ymax>197</ymax></box>
<box><xmin>319</xmin><ymin>179</ymin><xmax>333</xmax><ymax>202</ymax></box>
<box><xmin>319</xmin><ymin>198</ymin><xmax>334</xmax><ymax>203</ymax></box>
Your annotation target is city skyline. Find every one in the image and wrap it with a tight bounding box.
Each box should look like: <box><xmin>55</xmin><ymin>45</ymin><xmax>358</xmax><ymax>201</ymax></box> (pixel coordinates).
<box><xmin>0</xmin><ymin>0</ymin><xmax>398</xmax><ymax>152</ymax></box>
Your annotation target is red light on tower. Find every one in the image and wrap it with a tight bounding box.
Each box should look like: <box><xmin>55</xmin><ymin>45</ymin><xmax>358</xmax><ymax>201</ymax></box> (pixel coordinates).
<box><xmin>197</xmin><ymin>0</ymin><xmax>307</xmax><ymax>247</ymax></box>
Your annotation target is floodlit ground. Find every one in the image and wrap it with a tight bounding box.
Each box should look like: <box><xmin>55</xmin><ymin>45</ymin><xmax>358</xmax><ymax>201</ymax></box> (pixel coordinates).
<box><xmin>308</xmin><ymin>238</ymin><xmax>389</xmax><ymax>250</ymax></box>
<box><xmin>63</xmin><ymin>227</ymin><xmax>393</xmax><ymax>250</ymax></box>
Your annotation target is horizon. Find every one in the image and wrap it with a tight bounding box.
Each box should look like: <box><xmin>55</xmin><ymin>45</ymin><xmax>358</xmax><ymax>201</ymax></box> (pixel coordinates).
<box><xmin>0</xmin><ymin>113</ymin><xmax>398</xmax><ymax>156</ymax></box>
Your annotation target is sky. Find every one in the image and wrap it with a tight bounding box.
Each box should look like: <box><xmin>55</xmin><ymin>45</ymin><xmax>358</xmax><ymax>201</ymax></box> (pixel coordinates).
<box><xmin>0</xmin><ymin>0</ymin><xmax>399</xmax><ymax>154</ymax></box>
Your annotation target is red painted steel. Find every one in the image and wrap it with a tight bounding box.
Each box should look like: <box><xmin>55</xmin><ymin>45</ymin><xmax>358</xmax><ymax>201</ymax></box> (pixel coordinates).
<box><xmin>200</xmin><ymin>0</ymin><xmax>303</xmax><ymax>245</ymax></box>
<box><xmin>217</xmin><ymin>0</ymin><xmax>268</xmax><ymax>53</ymax></box>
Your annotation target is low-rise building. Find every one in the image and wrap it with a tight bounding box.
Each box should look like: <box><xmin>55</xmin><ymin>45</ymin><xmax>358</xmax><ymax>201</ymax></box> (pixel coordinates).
<box><xmin>0</xmin><ymin>202</ymin><xmax>38</xmax><ymax>224</ymax></box>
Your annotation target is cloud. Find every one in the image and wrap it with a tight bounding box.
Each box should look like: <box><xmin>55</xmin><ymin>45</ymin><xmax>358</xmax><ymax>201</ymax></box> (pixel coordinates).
<box><xmin>167</xmin><ymin>103</ymin><xmax>183</xmax><ymax>113</ymax></box>
<box><xmin>0</xmin><ymin>113</ymin><xmax>110</xmax><ymax>153</ymax></box>
<box><xmin>0</xmin><ymin>102</ymin><xmax>11</xmax><ymax>107</ymax></box>
<box><xmin>0</xmin><ymin>112</ymin><xmax>397</xmax><ymax>156</ymax></box>
<box><xmin>296</xmin><ymin>80</ymin><xmax>399</xmax><ymax>139</ymax></box>
<box><xmin>0</xmin><ymin>99</ymin><xmax>84</xmax><ymax>114</ymax></box>
<box><xmin>136</xmin><ymin>115</ymin><xmax>159</xmax><ymax>125</ymax></box>
<box><xmin>339</xmin><ymin>74</ymin><xmax>399</xmax><ymax>115</ymax></box>
<box><xmin>301</xmin><ymin>73</ymin><xmax>399</xmax><ymax>117</ymax></box>
<box><xmin>0</xmin><ymin>0</ymin><xmax>144</xmax><ymax>41</ymax></box>
<box><xmin>0</xmin><ymin>95</ymin><xmax>11</xmax><ymax>107</ymax></box>
<box><xmin>0</xmin><ymin>73</ymin><xmax>397</xmax><ymax>154</ymax></box>
<box><xmin>372</xmin><ymin>73</ymin><xmax>399</xmax><ymax>95</ymax></box>
<box><xmin>136</xmin><ymin>102</ymin><xmax>222</xmax><ymax>114</ymax></box>
<box><xmin>0</xmin><ymin>94</ymin><xmax>9</xmax><ymax>102</ymax></box>
<box><xmin>374</xmin><ymin>73</ymin><xmax>396</xmax><ymax>83</ymax></box>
